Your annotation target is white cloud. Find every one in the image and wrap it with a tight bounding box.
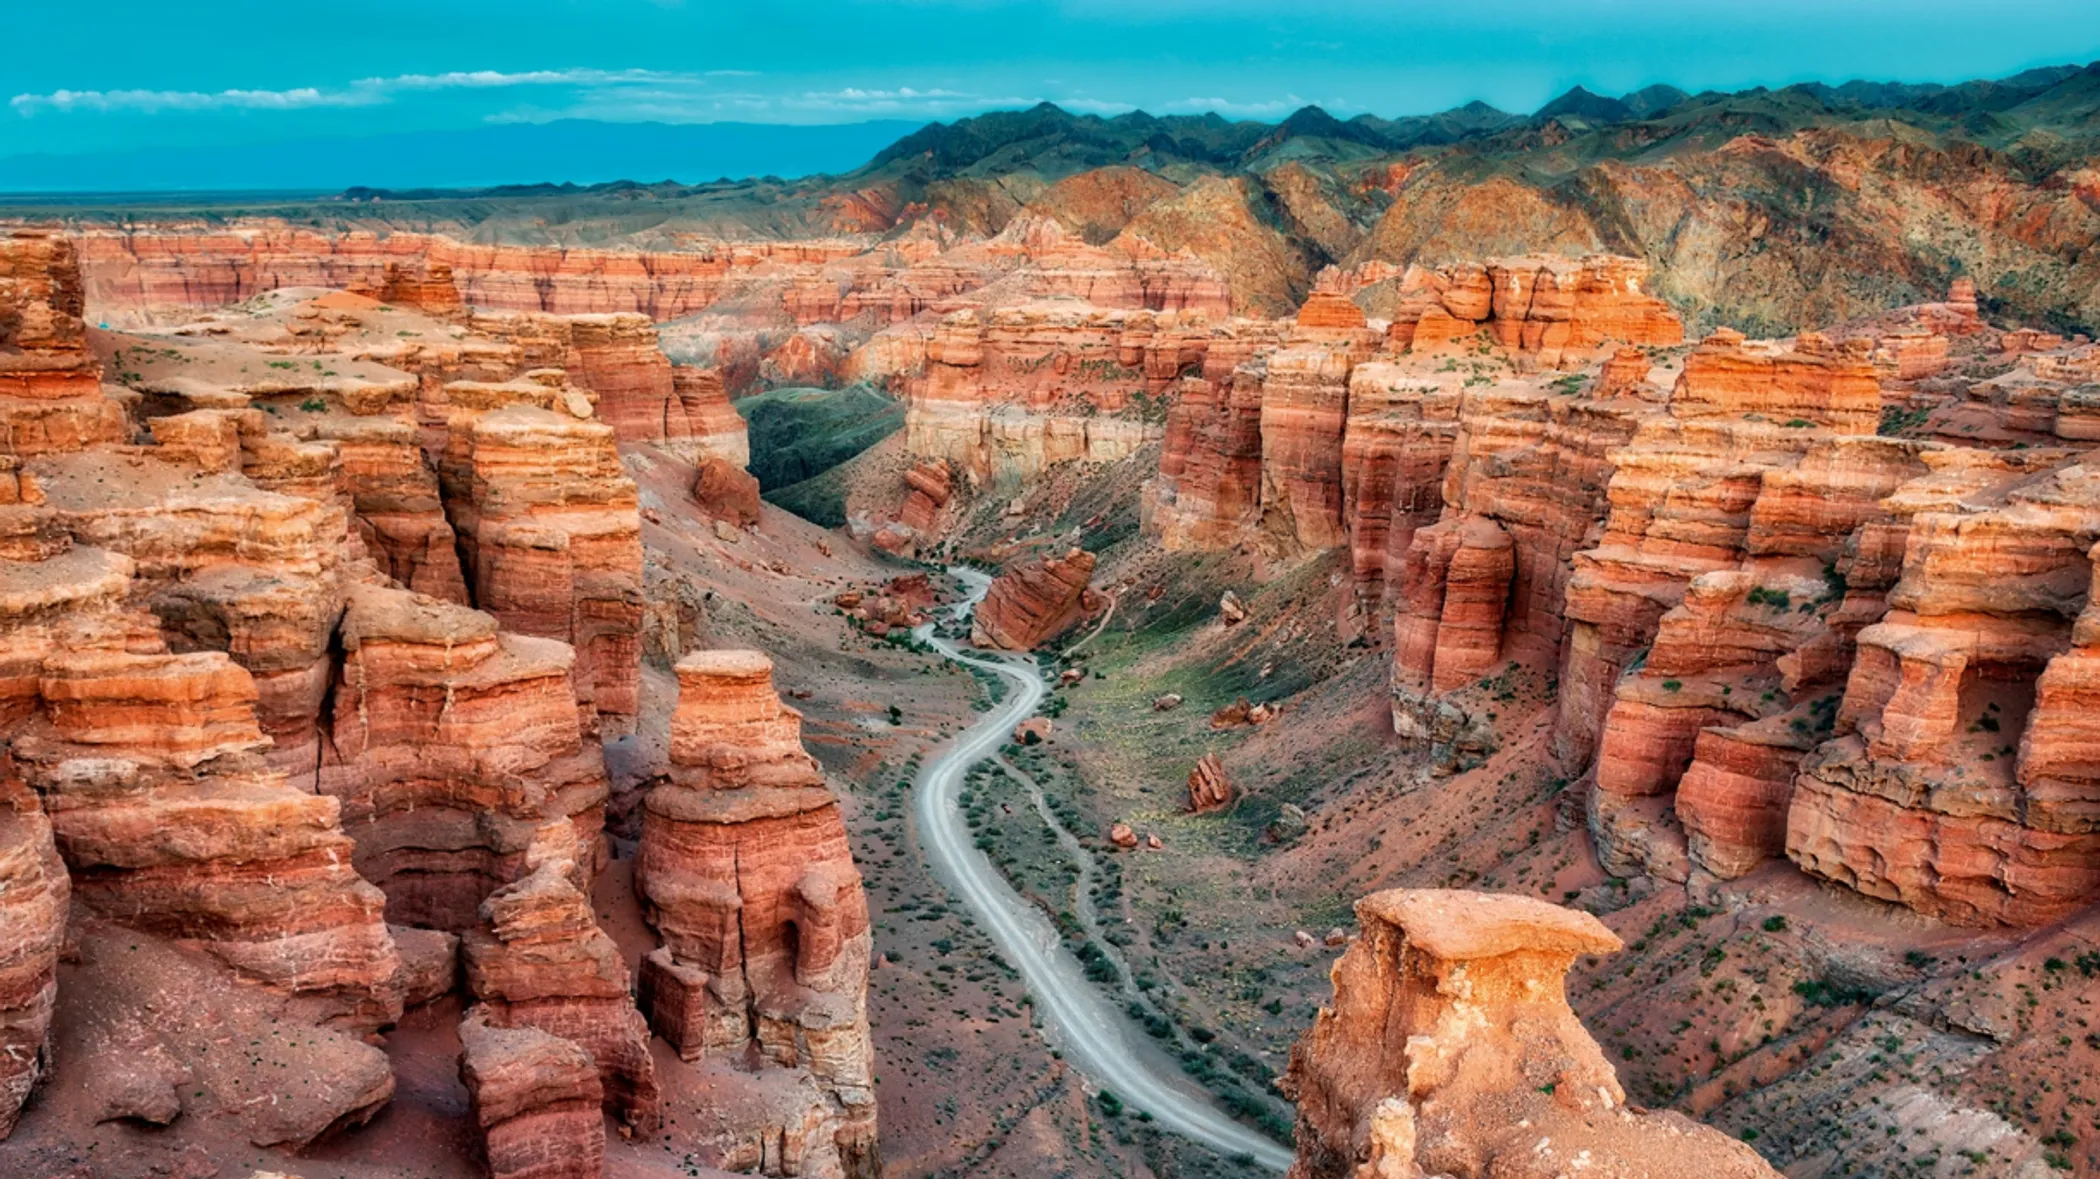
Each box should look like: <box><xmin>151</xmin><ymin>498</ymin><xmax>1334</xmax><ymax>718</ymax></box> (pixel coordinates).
<box><xmin>10</xmin><ymin>67</ymin><xmax>1323</xmax><ymax>127</ymax></box>
<box><xmin>9</xmin><ymin>86</ymin><xmax>380</xmax><ymax>115</ymax></box>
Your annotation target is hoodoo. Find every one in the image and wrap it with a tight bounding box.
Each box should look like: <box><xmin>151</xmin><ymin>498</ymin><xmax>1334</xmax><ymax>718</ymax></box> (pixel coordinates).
<box><xmin>1284</xmin><ymin>890</ymin><xmax>1780</xmax><ymax>1179</ymax></box>
<box><xmin>635</xmin><ymin>649</ymin><xmax>877</xmax><ymax>1179</ymax></box>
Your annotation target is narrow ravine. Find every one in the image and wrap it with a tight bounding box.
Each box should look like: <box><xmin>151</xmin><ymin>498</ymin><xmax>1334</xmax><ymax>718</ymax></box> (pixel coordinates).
<box><xmin>911</xmin><ymin>568</ymin><xmax>1296</xmax><ymax>1172</ymax></box>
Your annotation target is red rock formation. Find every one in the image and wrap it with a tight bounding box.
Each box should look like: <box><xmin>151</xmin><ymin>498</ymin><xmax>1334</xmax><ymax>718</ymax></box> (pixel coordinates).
<box><xmin>1391</xmin><ymin>516</ymin><xmax>1516</xmax><ymax>695</ymax></box>
<box><xmin>458</xmin><ymin>1006</ymin><xmax>605</xmax><ymax>1179</ymax></box>
<box><xmin>464</xmin><ymin>846</ymin><xmax>659</xmax><ymax>1131</ymax></box>
<box><xmin>898</xmin><ymin>460</ymin><xmax>952</xmax><ymax>534</ymax></box>
<box><xmin>1147</xmin><ymin>364</ymin><xmax>1268</xmax><ymax>551</ymax></box>
<box><xmin>29</xmin><ymin>450</ymin><xmax>351</xmax><ymax>784</ymax></box>
<box><xmin>634</xmin><ymin>650</ymin><xmax>876</xmax><ymax>1175</ymax></box>
<box><xmin>1785</xmin><ymin>461</ymin><xmax>2100</xmax><ymax>925</ymax></box>
<box><xmin>444</xmin><ymin>402</ymin><xmax>643</xmax><ymax>732</ymax></box>
<box><xmin>0</xmin><ymin>780</ymin><xmax>66</xmax><ymax>1140</ymax></box>
<box><xmin>907</xmin><ymin>303</ymin><xmax>1258</xmax><ymax>485</ymax></box>
<box><xmin>376</xmin><ymin>260</ymin><xmax>465</xmax><ymax>319</ymax></box>
<box><xmin>0</xmin><ymin>232</ymin><xmax>129</xmax><ymax>458</ymax></box>
<box><xmin>324</xmin><ymin>582</ymin><xmax>609</xmax><ymax>931</ymax></box>
<box><xmin>1388</xmin><ymin>255</ymin><xmax>1683</xmax><ymax>366</ymax></box>
<box><xmin>6</xmin><ymin>583</ymin><xmax>403</xmax><ymax>1029</ymax></box>
<box><xmin>693</xmin><ymin>456</ymin><xmax>762</xmax><ymax>527</ymax></box>
<box><xmin>1256</xmin><ymin>301</ymin><xmax>1382</xmax><ymax>553</ymax></box>
<box><xmin>971</xmin><ymin>548</ymin><xmax>1102</xmax><ymax>650</ymax></box>
<box><xmin>668</xmin><ymin>365</ymin><xmax>751</xmax><ymax>467</ymax></box>
<box><xmin>1338</xmin><ymin>364</ymin><xmax>1460</xmax><ymax>617</ymax></box>
<box><xmin>1283</xmin><ymin>889</ymin><xmax>1779</xmax><ymax>1179</ymax></box>
<box><xmin>1186</xmin><ymin>753</ymin><xmax>1234</xmax><ymax>813</ymax></box>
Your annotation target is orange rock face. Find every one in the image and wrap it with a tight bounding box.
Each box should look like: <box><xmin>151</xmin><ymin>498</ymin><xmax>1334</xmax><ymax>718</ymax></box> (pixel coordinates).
<box><xmin>324</xmin><ymin>583</ymin><xmax>609</xmax><ymax>931</ymax></box>
<box><xmin>0</xmin><ymin>232</ymin><xmax>128</xmax><ymax>456</ymax></box>
<box><xmin>458</xmin><ymin>1006</ymin><xmax>606</xmax><ymax>1179</ymax></box>
<box><xmin>444</xmin><ymin>402</ymin><xmax>643</xmax><ymax>732</ymax></box>
<box><xmin>668</xmin><ymin>364</ymin><xmax>751</xmax><ymax>468</ymax></box>
<box><xmin>0</xmin><ymin>782</ymin><xmax>66</xmax><ymax>1140</ymax></box>
<box><xmin>971</xmin><ymin>548</ymin><xmax>1102</xmax><ymax>650</ymax></box>
<box><xmin>633</xmin><ymin>650</ymin><xmax>876</xmax><ymax>1176</ymax></box>
<box><xmin>1386</xmin><ymin>254</ymin><xmax>1683</xmax><ymax>366</ymax></box>
<box><xmin>1148</xmin><ymin>363</ymin><xmax>1268</xmax><ymax>551</ymax></box>
<box><xmin>1283</xmin><ymin>889</ymin><xmax>1779</xmax><ymax>1179</ymax></box>
<box><xmin>464</xmin><ymin>846</ymin><xmax>659</xmax><ymax>1132</ymax></box>
<box><xmin>2</xmin><ymin>567</ymin><xmax>403</xmax><ymax>1029</ymax></box>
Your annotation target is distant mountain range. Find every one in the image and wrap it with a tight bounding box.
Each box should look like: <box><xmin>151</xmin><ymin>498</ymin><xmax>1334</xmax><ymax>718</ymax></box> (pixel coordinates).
<box><xmin>6</xmin><ymin>61</ymin><xmax>2095</xmax><ymax>198</ymax></box>
<box><xmin>0</xmin><ymin>119</ymin><xmax>925</xmax><ymax>195</ymax></box>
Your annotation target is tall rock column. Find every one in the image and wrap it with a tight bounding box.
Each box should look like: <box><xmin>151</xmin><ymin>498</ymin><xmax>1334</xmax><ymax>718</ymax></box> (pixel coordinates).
<box><xmin>635</xmin><ymin>650</ymin><xmax>876</xmax><ymax>1179</ymax></box>
<box><xmin>0</xmin><ymin>778</ymin><xmax>66</xmax><ymax>1140</ymax></box>
<box><xmin>1282</xmin><ymin>889</ymin><xmax>1780</xmax><ymax>1179</ymax></box>
<box><xmin>447</xmin><ymin>401</ymin><xmax>643</xmax><ymax>733</ymax></box>
<box><xmin>463</xmin><ymin>838</ymin><xmax>659</xmax><ymax>1132</ymax></box>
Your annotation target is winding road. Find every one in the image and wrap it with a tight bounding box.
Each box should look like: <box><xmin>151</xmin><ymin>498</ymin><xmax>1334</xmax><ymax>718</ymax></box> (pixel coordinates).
<box><xmin>911</xmin><ymin>568</ymin><xmax>1296</xmax><ymax>1172</ymax></box>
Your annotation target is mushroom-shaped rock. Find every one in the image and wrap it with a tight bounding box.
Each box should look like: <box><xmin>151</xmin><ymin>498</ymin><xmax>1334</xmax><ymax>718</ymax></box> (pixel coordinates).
<box><xmin>1283</xmin><ymin>889</ymin><xmax>1779</xmax><ymax>1179</ymax></box>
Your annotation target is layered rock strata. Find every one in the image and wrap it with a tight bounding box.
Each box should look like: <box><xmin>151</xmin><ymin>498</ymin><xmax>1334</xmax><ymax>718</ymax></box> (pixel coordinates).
<box><xmin>971</xmin><ymin>548</ymin><xmax>1102</xmax><ymax>651</ymax></box>
<box><xmin>0</xmin><ymin>780</ymin><xmax>66</xmax><ymax>1140</ymax></box>
<box><xmin>325</xmin><ymin>582</ymin><xmax>609</xmax><ymax>931</ymax></box>
<box><xmin>464</xmin><ymin>846</ymin><xmax>658</xmax><ymax>1131</ymax></box>
<box><xmin>634</xmin><ymin>650</ymin><xmax>877</xmax><ymax>1177</ymax></box>
<box><xmin>443</xmin><ymin>401</ymin><xmax>644</xmax><ymax>731</ymax></box>
<box><xmin>459</xmin><ymin>1006</ymin><xmax>606</xmax><ymax>1179</ymax></box>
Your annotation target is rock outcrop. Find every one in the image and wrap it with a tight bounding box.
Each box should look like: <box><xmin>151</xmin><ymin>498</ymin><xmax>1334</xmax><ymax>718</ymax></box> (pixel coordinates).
<box><xmin>634</xmin><ymin>650</ymin><xmax>877</xmax><ymax>1178</ymax></box>
<box><xmin>971</xmin><ymin>548</ymin><xmax>1102</xmax><ymax>650</ymax></box>
<box><xmin>464</xmin><ymin>842</ymin><xmax>658</xmax><ymax>1132</ymax></box>
<box><xmin>1187</xmin><ymin>753</ymin><xmax>1235</xmax><ymax>813</ymax></box>
<box><xmin>0</xmin><ymin>780</ymin><xmax>66</xmax><ymax>1140</ymax></box>
<box><xmin>1283</xmin><ymin>889</ymin><xmax>1780</xmax><ymax>1179</ymax></box>
<box><xmin>325</xmin><ymin>582</ymin><xmax>609</xmax><ymax>931</ymax></box>
<box><xmin>0</xmin><ymin>232</ymin><xmax>129</xmax><ymax>457</ymax></box>
<box><xmin>443</xmin><ymin>401</ymin><xmax>644</xmax><ymax>732</ymax></box>
<box><xmin>459</xmin><ymin>1006</ymin><xmax>606</xmax><ymax>1179</ymax></box>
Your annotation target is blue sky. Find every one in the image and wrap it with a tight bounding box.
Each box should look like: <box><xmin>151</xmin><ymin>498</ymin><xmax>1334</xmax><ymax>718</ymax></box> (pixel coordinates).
<box><xmin>7</xmin><ymin>0</ymin><xmax>2098</xmax><ymax>159</ymax></box>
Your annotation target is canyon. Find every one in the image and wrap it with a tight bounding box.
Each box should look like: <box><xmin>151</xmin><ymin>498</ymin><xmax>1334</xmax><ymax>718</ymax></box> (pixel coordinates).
<box><xmin>4</xmin><ymin>56</ymin><xmax>2100</xmax><ymax>1179</ymax></box>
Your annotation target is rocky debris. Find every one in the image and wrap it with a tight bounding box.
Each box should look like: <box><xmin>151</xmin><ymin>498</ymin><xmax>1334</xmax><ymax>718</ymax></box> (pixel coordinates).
<box><xmin>1144</xmin><ymin>832</ymin><xmax>1163</xmax><ymax>850</ymax></box>
<box><xmin>692</xmin><ymin>454</ymin><xmax>762</xmax><ymax>526</ymax></box>
<box><xmin>459</xmin><ymin>1006</ymin><xmax>606</xmax><ymax>1179</ymax></box>
<box><xmin>634</xmin><ymin>649</ymin><xmax>877</xmax><ymax>1175</ymax></box>
<box><xmin>1209</xmin><ymin>697</ymin><xmax>1277</xmax><ymax>729</ymax></box>
<box><xmin>1152</xmin><ymin>693</ymin><xmax>1183</xmax><ymax>711</ymax></box>
<box><xmin>0</xmin><ymin>781</ymin><xmax>66</xmax><ymax>1139</ymax></box>
<box><xmin>1108</xmin><ymin>823</ymin><xmax>1139</xmax><ymax>849</ymax></box>
<box><xmin>970</xmin><ymin>548</ymin><xmax>1102</xmax><ymax>650</ymax></box>
<box><xmin>897</xmin><ymin>460</ymin><xmax>953</xmax><ymax>539</ymax></box>
<box><xmin>463</xmin><ymin>842</ymin><xmax>659</xmax><ymax>1131</ymax></box>
<box><xmin>1186</xmin><ymin>753</ymin><xmax>1235</xmax><ymax>812</ymax></box>
<box><xmin>325</xmin><ymin>582</ymin><xmax>609</xmax><ymax>931</ymax></box>
<box><xmin>1217</xmin><ymin>590</ymin><xmax>1248</xmax><ymax>624</ymax></box>
<box><xmin>1282</xmin><ymin>889</ymin><xmax>1779</xmax><ymax>1179</ymax></box>
<box><xmin>1013</xmin><ymin>718</ymin><xmax>1053</xmax><ymax>745</ymax></box>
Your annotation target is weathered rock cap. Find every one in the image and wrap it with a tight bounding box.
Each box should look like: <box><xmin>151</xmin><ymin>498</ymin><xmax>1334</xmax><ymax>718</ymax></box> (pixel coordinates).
<box><xmin>1356</xmin><ymin>888</ymin><xmax>1623</xmax><ymax>960</ymax></box>
<box><xmin>675</xmin><ymin>648</ymin><xmax>776</xmax><ymax>681</ymax></box>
